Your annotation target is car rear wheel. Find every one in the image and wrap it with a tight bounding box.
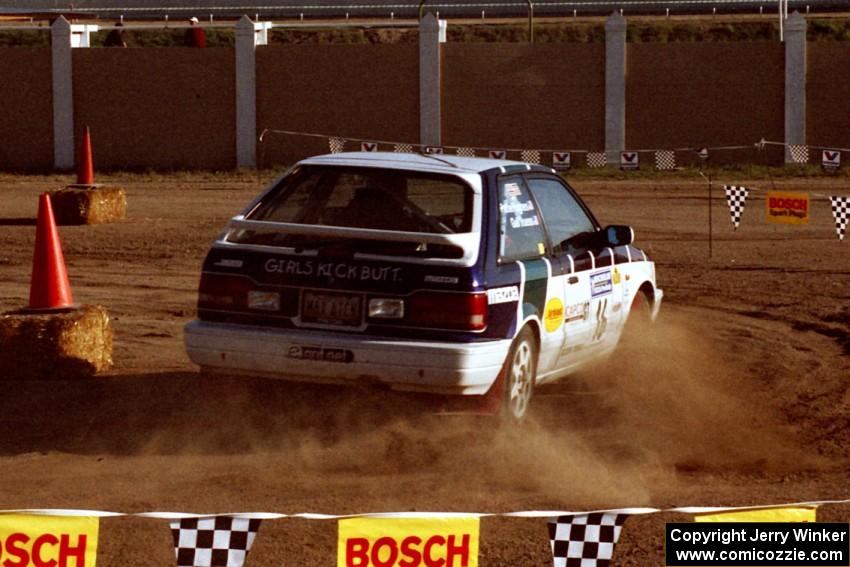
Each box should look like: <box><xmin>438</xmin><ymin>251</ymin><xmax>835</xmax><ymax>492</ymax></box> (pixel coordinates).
<box><xmin>502</xmin><ymin>327</ymin><xmax>537</xmax><ymax>421</ymax></box>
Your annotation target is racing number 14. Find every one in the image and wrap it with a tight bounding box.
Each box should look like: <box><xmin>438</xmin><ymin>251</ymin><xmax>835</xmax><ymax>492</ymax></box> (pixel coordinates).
<box><xmin>592</xmin><ymin>298</ymin><xmax>608</xmax><ymax>342</ymax></box>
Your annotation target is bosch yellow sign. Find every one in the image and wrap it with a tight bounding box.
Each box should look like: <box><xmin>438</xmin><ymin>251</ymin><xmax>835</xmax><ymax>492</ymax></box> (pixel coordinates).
<box><xmin>338</xmin><ymin>516</ymin><xmax>479</xmax><ymax>567</ymax></box>
<box><xmin>765</xmin><ymin>191</ymin><xmax>810</xmax><ymax>225</ymax></box>
<box><xmin>0</xmin><ymin>514</ymin><xmax>99</xmax><ymax>567</ymax></box>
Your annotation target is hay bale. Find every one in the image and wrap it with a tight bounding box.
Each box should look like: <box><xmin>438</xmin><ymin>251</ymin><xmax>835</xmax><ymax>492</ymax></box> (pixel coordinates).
<box><xmin>50</xmin><ymin>185</ymin><xmax>126</xmax><ymax>225</ymax></box>
<box><xmin>0</xmin><ymin>305</ymin><xmax>113</xmax><ymax>380</ymax></box>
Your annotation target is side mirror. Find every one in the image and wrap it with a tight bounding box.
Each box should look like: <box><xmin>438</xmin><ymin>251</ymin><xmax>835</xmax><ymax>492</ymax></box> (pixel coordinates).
<box><xmin>603</xmin><ymin>224</ymin><xmax>634</xmax><ymax>246</ymax></box>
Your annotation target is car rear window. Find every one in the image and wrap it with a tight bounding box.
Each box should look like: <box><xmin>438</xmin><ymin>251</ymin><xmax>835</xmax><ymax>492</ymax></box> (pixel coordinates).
<box><xmin>243</xmin><ymin>165</ymin><xmax>472</xmax><ymax>234</ymax></box>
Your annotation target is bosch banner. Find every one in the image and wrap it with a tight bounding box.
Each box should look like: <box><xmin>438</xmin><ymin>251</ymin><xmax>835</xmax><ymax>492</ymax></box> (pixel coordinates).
<box><xmin>0</xmin><ymin>514</ymin><xmax>99</xmax><ymax>567</ymax></box>
<box><xmin>695</xmin><ymin>506</ymin><xmax>816</xmax><ymax>523</ymax></box>
<box><xmin>338</xmin><ymin>516</ymin><xmax>479</xmax><ymax>567</ymax></box>
<box><xmin>765</xmin><ymin>191</ymin><xmax>810</xmax><ymax>225</ymax></box>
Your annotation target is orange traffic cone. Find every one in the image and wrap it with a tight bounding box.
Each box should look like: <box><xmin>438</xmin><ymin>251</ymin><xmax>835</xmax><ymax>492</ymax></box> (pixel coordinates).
<box><xmin>27</xmin><ymin>193</ymin><xmax>75</xmax><ymax>311</ymax></box>
<box><xmin>76</xmin><ymin>126</ymin><xmax>94</xmax><ymax>185</ymax></box>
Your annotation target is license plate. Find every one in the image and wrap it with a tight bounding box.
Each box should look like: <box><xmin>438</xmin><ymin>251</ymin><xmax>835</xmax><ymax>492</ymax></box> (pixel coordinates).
<box><xmin>301</xmin><ymin>291</ymin><xmax>362</xmax><ymax>326</ymax></box>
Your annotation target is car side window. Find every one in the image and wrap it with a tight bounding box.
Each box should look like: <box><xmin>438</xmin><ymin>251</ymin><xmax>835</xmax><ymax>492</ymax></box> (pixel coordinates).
<box><xmin>498</xmin><ymin>176</ymin><xmax>547</xmax><ymax>262</ymax></box>
<box><xmin>526</xmin><ymin>177</ymin><xmax>597</xmax><ymax>255</ymax></box>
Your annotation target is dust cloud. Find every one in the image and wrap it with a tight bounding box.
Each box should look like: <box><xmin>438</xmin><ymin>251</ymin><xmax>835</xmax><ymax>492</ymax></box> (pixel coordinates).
<box><xmin>556</xmin><ymin>307</ymin><xmax>820</xmax><ymax>474</ymax></box>
<box><xmin>206</xmin><ymin>307</ymin><xmax>818</xmax><ymax>505</ymax></box>
<box><xmin>109</xmin><ymin>307</ymin><xmax>820</xmax><ymax>508</ymax></box>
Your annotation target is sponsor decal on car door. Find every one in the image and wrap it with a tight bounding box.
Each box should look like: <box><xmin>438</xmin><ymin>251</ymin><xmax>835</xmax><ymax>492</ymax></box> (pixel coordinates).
<box><xmin>556</xmin><ymin>252</ymin><xmax>596</xmax><ymax>365</ymax></box>
<box><xmin>590</xmin><ymin>267</ymin><xmax>613</xmax><ymax>343</ymax></box>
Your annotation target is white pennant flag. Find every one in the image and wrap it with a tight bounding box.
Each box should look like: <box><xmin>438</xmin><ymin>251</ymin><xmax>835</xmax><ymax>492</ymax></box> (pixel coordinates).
<box><xmin>724</xmin><ymin>185</ymin><xmax>749</xmax><ymax>230</ymax></box>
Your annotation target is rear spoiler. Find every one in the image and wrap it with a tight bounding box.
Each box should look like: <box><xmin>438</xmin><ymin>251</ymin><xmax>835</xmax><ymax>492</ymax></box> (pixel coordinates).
<box><xmin>223</xmin><ymin>216</ymin><xmax>481</xmax><ymax>266</ymax></box>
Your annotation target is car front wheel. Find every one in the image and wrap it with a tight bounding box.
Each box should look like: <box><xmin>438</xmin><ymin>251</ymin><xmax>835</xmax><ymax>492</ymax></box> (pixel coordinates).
<box><xmin>502</xmin><ymin>327</ymin><xmax>537</xmax><ymax>421</ymax></box>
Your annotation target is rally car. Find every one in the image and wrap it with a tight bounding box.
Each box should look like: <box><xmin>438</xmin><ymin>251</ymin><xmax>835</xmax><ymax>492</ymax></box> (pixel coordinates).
<box><xmin>184</xmin><ymin>152</ymin><xmax>662</xmax><ymax>419</ymax></box>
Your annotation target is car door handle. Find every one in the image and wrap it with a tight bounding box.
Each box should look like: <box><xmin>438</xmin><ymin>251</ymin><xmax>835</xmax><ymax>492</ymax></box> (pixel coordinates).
<box><xmin>567</xmin><ymin>276</ymin><xmax>579</xmax><ymax>285</ymax></box>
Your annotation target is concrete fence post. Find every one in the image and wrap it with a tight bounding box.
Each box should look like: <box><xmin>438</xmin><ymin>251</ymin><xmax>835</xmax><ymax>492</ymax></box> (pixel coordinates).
<box><xmin>419</xmin><ymin>13</ymin><xmax>442</xmax><ymax>147</ymax></box>
<box><xmin>784</xmin><ymin>11</ymin><xmax>807</xmax><ymax>163</ymax></box>
<box><xmin>51</xmin><ymin>16</ymin><xmax>75</xmax><ymax>170</ymax></box>
<box><xmin>235</xmin><ymin>15</ymin><xmax>259</xmax><ymax>168</ymax></box>
<box><xmin>605</xmin><ymin>12</ymin><xmax>627</xmax><ymax>167</ymax></box>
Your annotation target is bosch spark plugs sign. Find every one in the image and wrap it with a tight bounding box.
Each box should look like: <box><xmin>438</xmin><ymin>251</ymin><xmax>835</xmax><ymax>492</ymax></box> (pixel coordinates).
<box><xmin>765</xmin><ymin>191</ymin><xmax>810</xmax><ymax>225</ymax></box>
<box><xmin>338</xmin><ymin>516</ymin><xmax>479</xmax><ymax>567</ymax></box>
<box><xmin>0</xmin><ymin>514</ymin><xmax>99</xmax><ymax>566</ymax></box>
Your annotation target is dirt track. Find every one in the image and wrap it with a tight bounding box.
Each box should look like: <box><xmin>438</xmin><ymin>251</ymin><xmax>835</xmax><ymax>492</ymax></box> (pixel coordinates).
<box><xmin>0</xmin><ymin>173</ymin><xmax>849</xmax><ymax>565</ymax></box>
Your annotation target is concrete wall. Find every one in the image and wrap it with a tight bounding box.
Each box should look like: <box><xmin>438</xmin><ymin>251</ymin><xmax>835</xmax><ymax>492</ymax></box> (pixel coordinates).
<box><xmin>442</xmin><ymin>43</ymin><xmax>605</xmax><ymax>150</ymax></box>
<box><xmin>256</xmin><ymin>44</ymin><xmax>419</xmax><ymax>166</ymax></box>
<box><xmin>0</xmin><ymin>35</ymin><xmax>848</xmax><ymax>171</ymax></box>
<box><xmin>627</xmin><ymin>42</ymin><xmax>785</xmax><ymax>163</ymax></box>
<box><xmin>0</xmin><ymin>49</ymin><xmax>53</xmax><ymax>171</ymax></box>
<box><xmin>73</xmin><ymin>48</ymin><xmax>235</xmax><ymax>170</ymax></box>
<box><xmin>807</xmin><ymin>43</ymin><xmax>850</xmax><ymax>150</ymax></box>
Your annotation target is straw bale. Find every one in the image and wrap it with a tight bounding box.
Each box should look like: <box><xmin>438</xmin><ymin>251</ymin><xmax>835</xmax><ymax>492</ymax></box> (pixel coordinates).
<box><xmin>0</xmin><ymin>305</ymin><xmax>113</xmax><ymax>380</ymax></box>
<box><xmin>50</xmin><ymin>186</ymin><xmax>126</xmax><ymax>225</ymax></box>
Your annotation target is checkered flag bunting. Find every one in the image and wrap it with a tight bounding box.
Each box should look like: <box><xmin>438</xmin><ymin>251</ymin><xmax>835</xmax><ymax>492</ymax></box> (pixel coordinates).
<box><xmin>456</xmin><ymin>147</ymin><xmax>476</xmax><ymax>157</ymax></box>
<box><xmin>171</xmin><ymin>517</ymin><xmax>261</xmax><ymax>567</ymax></box>
<box><xmin>586</xmin><ymin>152</ymin><xmax>607</xmax><ymax>168</ymax></box>
<box><xmin>831</xmin><ymin>196</ymin><xmax>849</xmax><ymax>241</ymax></box>
<box><xmin>328</xmin><ymin>137</ymin><xmax>345</xmax><ymax>154</ymax></box>
<box><xmin>393</xmin><ymin>143</ymin><xmax>414</xmax><ymax>153</ymax></box>
<box><xmin>548</xmin><ymin>513</ymin><xmax>629</xmax><ymax>567</ymax></box>
<box><xmin>724</xmin><ymin>185</ymin><xmax>749</xmax><ymax>230</ymax></box>
<box><xmin>521</xmin><ymin>150</ymin><xmax>541</xmax><ymax>164</ymax></box>
<box><xmin>655</xmin><ymin>150</ymin><xmax>676</xmax><ymax>170</ymax></box>
<box><xmin>788</xmin><ymin>144</ymin><xmax>809</xmax><ymax>164</ymax></box>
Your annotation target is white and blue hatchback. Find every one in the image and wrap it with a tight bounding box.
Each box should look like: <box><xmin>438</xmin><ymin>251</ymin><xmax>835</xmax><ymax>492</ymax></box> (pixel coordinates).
<box><xmin>184</xmin><ymin>152</ymin><xmax>662</xmax><ymax>419</ymax></box>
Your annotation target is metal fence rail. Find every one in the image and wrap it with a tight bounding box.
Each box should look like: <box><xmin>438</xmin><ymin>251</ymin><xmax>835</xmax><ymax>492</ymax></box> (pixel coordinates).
<box><xmin>3</xmin><ymin>0</ymin><xmax>848</xmax><ymax>19</ymax></box>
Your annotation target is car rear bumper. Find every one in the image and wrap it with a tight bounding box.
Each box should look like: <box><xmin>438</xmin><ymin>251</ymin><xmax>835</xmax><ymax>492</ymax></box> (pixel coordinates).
<box><xmin>184</xmin><ymin>320</ymin><xmax>511</xmax><ymax>395</ymax></box>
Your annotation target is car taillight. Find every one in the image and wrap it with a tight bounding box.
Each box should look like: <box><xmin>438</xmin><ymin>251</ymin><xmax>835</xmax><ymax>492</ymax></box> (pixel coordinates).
<box><xmin>197</xmin><ymin>273</ymin><xmax>253</xmax><ymax>309</ymax></box>
<box><xmin>405</xmin><ymin>292</ymin><xmax>487</xmax><ymax>331</ymax></box>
